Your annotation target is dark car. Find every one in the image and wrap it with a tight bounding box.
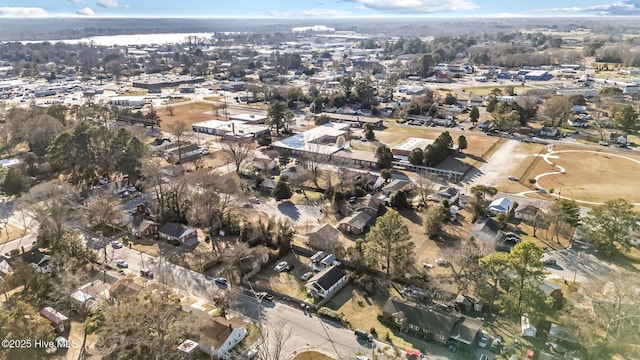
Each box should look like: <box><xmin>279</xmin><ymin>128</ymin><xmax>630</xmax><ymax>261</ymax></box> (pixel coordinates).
<box><xmin>284</xmin><ymin>263</ymin><xmax>295</xmax><ymax>272</ymax></box>
<box><xmin>214</xmin><ymin>277</ymin><xmax>228</xmax><ymax>287</ymax></box>
<box><xmin>355</xmin><ymin>329</ymin><xmax>373</xmax><ymax>342</ymax></box>
<box><xmin>140</xmin><ymin>269</ymin><xmax>154</xmax><ymax>278</ymax></box>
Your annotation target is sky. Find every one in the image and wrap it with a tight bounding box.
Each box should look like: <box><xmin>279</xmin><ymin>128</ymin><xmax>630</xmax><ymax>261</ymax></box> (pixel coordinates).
<box><xmin>1</xmin><ymin>0</ymin><xmax>640</xmax><ymax>18</ymax></box>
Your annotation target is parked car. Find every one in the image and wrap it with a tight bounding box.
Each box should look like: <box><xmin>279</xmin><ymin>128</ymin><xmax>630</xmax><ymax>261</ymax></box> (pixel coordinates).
<box><xmin>140</xmin><ymin>269</ymin><xmax>154</xmax><ymax>278</ymax></box>
<box><xmin>111</xmin><ymin>240</ymin><xmax>123</xmax><ymax>249</ymax></box>
<box><xmin>479</xmin><ymin>354</ymin><xmax>488</xmax><ymax>360</ymax></box>
<box><xmin>478</xmin><ymin>332</ymin><xmax>490</xmax><ymax>348</ymax></box>
<box><xmin>301</xmin><ymin>272</ymin><xmax>314</xmax><ymax>281</ymax></box>
<box><xmin>598</xmin><ymin>141</ymin><xmax>609</xmax><ymax>146</ymax></box>
<box><xmin>543</xmin><ymin>258</ymin><xmax>557</xmax><ymax>266</ymax></box>
<box><xmin>508</xmin><ymin>176</ymin><xmax>519</xmax><ymax>181</ymax></box>
<box><xmin>284</xmin><ymin>263</ymin><xmax>295</xmax><ymax>272</ymax></box>
<box><xmin>214</xmin><ymin>277</ymin><xmax>228</xmax><ymax>287</ymax></box>
<box><xmin>354</xmin><ymin>329</ymin><xmax>373</xmax><ymax>342</ymax></box>
<box><xmin>435</xmin><ymin>258</ymin><xmax>450</xmax><ymax>267</ymax></box>
<box><xmin>116</xmin><ymin>259</ymin><xmax>128</xmax><ymax>268</ymax></box>
<box><xmin>274</xmin><ymin>261</ymin><xmax>288</xmax><ymax>272</ymax></box>
<box><xmin>255</xmin><ymin>292</ymin><xmax>273</xmax><ymax>302</ymax></box>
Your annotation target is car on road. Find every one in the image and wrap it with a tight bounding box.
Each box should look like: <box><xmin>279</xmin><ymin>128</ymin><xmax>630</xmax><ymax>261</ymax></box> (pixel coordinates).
<box><xmin>301</xmin><ymin>272</ymin><xmax>314</xmax><ymax>281</ymax></box>
<box><xmin>478</xmin><ymin>332</ymin><xmax>490</xmax><ymax>348</ymax></box>
<box><xmin>214</xmin><ymin>277</ymin><xmax>228</xmax><ymax>287</ymax></box>
<box><xmin>116</xmin><ymin>259</ymin><xmax>128</xmax><ymax>268</ymax></box>
<box><xmin>111</xmin><ymin>240</ymin><xmax>123</xmax><ymax>249</ymax></box>
<box><xmin>354</xmin><ymin>329</ymin><xmax>373</xmax><ymax>342</ymax></box>
<box><xmin>140</xmin><ymin>269</ymin><xmax>154</xmax><ymax>278</ymax></box>
<box><xmin>508</xmin><ymin>176</ymin><xmax>519</xmax><ymax>181</ymax></box>
<box><xmin>598</xmin><ymin>141</ymin><xmax>609</xmax><ymax>146</ymax></box>
<box><xmin>356</xmin><ymin>357</ymin><xmax>371</xmax><ymax>360</ymax></box>
<box><xmin>435</xmin><ymin>258</ymin><xmax>450</xmax><ymax>267</ymax></box>
<box><xmin>255</xmin><ymin>292</ymin><xmax>274</xmax><ymax>302</ymax></box>
<box><xmin>274</xmin><ymin>261</ymin><xmax>288</xmax><ymax>272</ymax></box>
<box><xmin>543</xmin><ymin>258</ymin><xmax>557</xmax><ymax>266</ymax></box>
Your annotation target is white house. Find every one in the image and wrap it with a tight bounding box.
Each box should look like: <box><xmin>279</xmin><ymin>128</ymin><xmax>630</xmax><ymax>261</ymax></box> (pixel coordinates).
<box><xmin>306</xmin><ymin>265</ymin><xmax>348</xmax><ymax>299</ymax></box>
<box><xmin>521</xmin><ymin>314</ymin><xmax>537</xmax><ymax>338</ymax></box>
<box><xmin>198</xmin><ymin>317</ymin><xmax>247</xmax><ymax>360</ymax></box>
<box><xmin>489</xmin><ymin>197</ymin><xmax>514</xmax><ymax>215</ymax></box>
<box><xmin>539</xmin><ymin>127</ymin><xmax>558</xmax><ymax>137</ymax></box>
<box><xmin>514</xmin><ymin>204</ymin><xmax>541</xmax><ymax>222</ymax></box>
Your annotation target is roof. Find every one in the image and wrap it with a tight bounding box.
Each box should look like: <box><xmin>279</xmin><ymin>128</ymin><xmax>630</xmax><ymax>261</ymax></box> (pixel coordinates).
<box><xmin>383</xmin><ymin>298</ymin><xmax>461</xmax><ymax>342</ymax></box>
<box><xmin>540</xmin><ymin>281</ymin><xmax>562</xmax><ymax>297</ymax></box>
<box><xmin>450</xmin><ymin>316</ymin><xmax>483</xmax><ymax>345</ymax></box>
<box><xmin>150</xmin><ymin>138</ymin><xmax>171</xmax><ymax>146</ymax></box>
<box><xmin>516</xmin><ymin>204</ymin><xmax>539</xmax><ymax>216</ymax></box>
<box><xmin>259</xmin><ymin>178</ymin><xmax>277</xmax><ymax>189</ymax></box>
<box><xmin>39</xmin><ymin>307</ymin><xmax>69</xmax><ymax>326</ymax></box>
<box><xmin>549</xmin><ymin>323</ymin><xmax>578</xmax><ymax>344</ymax></box>
<box><xmin>308</xmin><ymin>224</ymin><xmax>339</xmax><ymax>242</ymax></box>
<box><xmin>382</xmin><ymin>179</ymin><xmax>410</xmax><ymax>194</ymax></box>
<box><xmin>307</xmin><ymin>265</ymin><xmax>346</xmax><ymax>291</ymax></box>
<box><xmin>392</xmin><ymin>137</ymin><xmax>435</xmax><ymax>153</ymax></box>
<box><xmin>130</xmin><ymin>217</ymin><xmax>159</xmax><ymax>232</ymax></box>
<box><xmin>438</xmin><ymin>186</ymin><xmax>459</xmax><ymax>199</ymax></box>
<box><xmin>158</xmin><ymin>222</ymin><xmax>195</xmax><ymax>239</ymax></box>
<box><xmin>340</xmin><ymin>211</ymin><xmax>372</xmax><ymax>230</ymax></box>
<box><xmin>200</xmin><ymin>317</ymin><xmax>246</xmax><ymax>350</ymax></box>
<box><xmin>489</xmin><ymin>197</ymin><xmax>513</xmax><ymax>212</ymax></box>
<box><xmin>471</xmin><ymin>218</ymin><xmax>500</xmax><ymax>235</ymax></box>
<box><xmin>8</xmin><ymin>247</ymin><xmax>49</xmax><ymax>267</ymax></box>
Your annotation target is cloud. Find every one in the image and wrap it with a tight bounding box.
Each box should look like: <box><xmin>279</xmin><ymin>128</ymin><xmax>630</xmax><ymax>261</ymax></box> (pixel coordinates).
<box><xmin>76</xmin><ymin>7</ymin><xmax>95</xmax><ymax>16</ymax></box>
<box><xmin>538</xmin><ymin>1</ymin><xmax>640</xmax><ymax>15</ymax></box>
<box><xmin>345</xmin><ymin>0</ymin><xmax>478</xmax><ymax>13</ymax></box>
<box><xmin>97</xmin><ymin>0</ymin><xmax>121</xmax><ymax>8</ymax></box>
<box><xmin>0</xmin><ymin>7</ymin><xmax>47</xmax><ymax>17</ymax></box>
<box><xmin>268</xmin><ymin>8</ymin><xmax>352</xmax><ymax>17</ymax></box>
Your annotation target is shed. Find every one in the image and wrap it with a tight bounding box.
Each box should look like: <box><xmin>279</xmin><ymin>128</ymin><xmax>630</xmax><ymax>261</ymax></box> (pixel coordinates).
<box><xmin>39</xmin><ymin>307</ymin><xmax>70</xmax><ymax>333</ymax></box>
<box><xmin>521</xmin><ymin>314</ymin><xmax>537</xmax><ymax>338</ymax></box>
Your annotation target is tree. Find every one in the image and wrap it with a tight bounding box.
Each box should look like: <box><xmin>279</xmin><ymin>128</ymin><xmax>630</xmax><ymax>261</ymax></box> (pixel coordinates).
<box><xmin>584</xmin><ymin>198</ymin><xmax>638</xmax><ymax>256</ymax></box>
<box><xmin>614</xmin><ymin>105</ymin><xmax>638</xmax><ymax>132</ymax></box>
<box><xmin>407</xmin><ymin>148</ymin><xmax>424</xmax><ymax>165</ymax></box>
<box><xmin>478</xmin><ymin>252</ymin><xmax>510</xmax><ymax>312</ymax></box>
<box><xmin>267</xmin><ymin>101</ymin><xmax>294</xmax><ymax>135</ymax></box>
<box><xmin>424</xmin><ymin>204</ymin><xmax>446</xmax><ymax>238</ymax></box>
<box><xmin>365</xmin><ymin>209</ymin><xmax>414</xmax><ymax>278</ymax></box>
<box><xmin>375</xmin><ymin>145</ymin><xmax>393</xmax><ymax>169</ymax></box>
<box><xmin>85</xmin><ymin>195</ymin><xmax>121</xmax><ymax>233</ymax></box>
<box><xmin>389</xmin><ymin>190</ymin><xmax>410</xmax><ymax>209</ymax></box>
<box><xmin>380</xmin><ymin>168</ymin><xmax>391</xmax><ymax>181</ymax></box>
<box><xmin>221</xmin><ymin>137</ymin><xmax>253</xmax><ymax>173</ymax></box>
<box><xmin>273</xmin><ymin>176</ymin><xmax>292</xmax><ymax>201</ymax></box>
<box><xmin>457</xmin><ymin>135</ymin><xmax>468</xmax><ymax>151</ymax></box>
<box><xmin>444</xmin><ymin>93</ymin><xmax>457</xmax><ymax>105</ymax></box>
<box><xmin>492</xmin><ymin>108</ymin><xmax>520</xmax><ymax>132</ymax></box>
<box><xmin>168</xmin><ymin>119</ymin><xmax>190</xmax><ymax>162</ymax></box>
<box><xmin>1</xmin><ymin>168</ymin><xmax>29</xmax><ymax>196</ymax></box>
<box><xmin>507</xmin><ymin>240</ymin><xmax>544</xmax><ymax>312</ymax></box>
<box><xmin>256</xmin><ymin>322</ymin><xmax>292</xmax><ymax>360</ymax></box>
<box><xmin>363</xmin><ymin>123</ymin><xmax>375</xmax><ymax>140</ymax></box>
<box><xmin>96</xmin><ymin>290</ymin><xmax>192</xmax><ymax>360</ymax></box>
<box><xmin>538</xmin><ymin>96</ymin><xmax>572</xmax><ymax>127</ymax></box>
<box><xmin>469</xmin><ymin>106</ymin><xmax>480</xmax><ymax>123</ymax></box>
<box><xmin>0</xmin><ymin>301</ymin><xmax>54</xmax><ymax>359</ymax></box>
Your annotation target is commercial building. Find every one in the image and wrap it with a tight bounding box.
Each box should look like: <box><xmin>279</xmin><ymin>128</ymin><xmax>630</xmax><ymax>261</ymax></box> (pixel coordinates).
<box><xmin>132</xmin><ymin>75</ymin><xmax>204</xmax><ymax>92</ymax></box>
<box><xmin>314</xmin><ymin>112</ymin><xmax>384</xmax><ymax>128</ymax></box>
<box><xmin>391</xmin><ymin>137</ymin><xmax>435</xmax><ymax>158</ymax></box>
<box><xmin>192</xmin><ymin>119</ymin><xmax>269</xmax><ymax>138</ymax></box>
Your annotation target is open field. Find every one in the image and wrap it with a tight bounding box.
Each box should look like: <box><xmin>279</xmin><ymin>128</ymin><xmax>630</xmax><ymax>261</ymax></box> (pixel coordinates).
<box><xmin>156</xmin><ymin>102</ymin><xmax>220</xmax><ymax>131</ymax></box>
<box><xmin>529</xmin><ymin>148</ymin><xmax>640</xmax><ymax>203</ymax></box>
<box><xmin>0</xmin><ymin>223</ymin><xmax>27</xmax><ymax>245</ymax></box>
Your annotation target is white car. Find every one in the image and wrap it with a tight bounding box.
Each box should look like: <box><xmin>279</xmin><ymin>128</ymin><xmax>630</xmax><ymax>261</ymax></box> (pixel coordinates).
<box><xmin>274</xmin><ymin>261</ymin><xmax>288</xmax><ymax>272</ymax></box>
<box><xmin>435</xmin><ymin>258</ymin><xmax>450</xmax><ymax>267</ymax></box>
<box><xmin>116</xmin><ymin>259</ymin><xmax>128</xmax><ymax>268</ymax></box>
<box><xmin>111</xmin><ymin>240</ymin><xmax>123</xmax><ymax>249</ymax></box>
<box><xmin>478</xmin><ymin>332</ymin><xmax>490</xmax><ymax>348</ymax></box>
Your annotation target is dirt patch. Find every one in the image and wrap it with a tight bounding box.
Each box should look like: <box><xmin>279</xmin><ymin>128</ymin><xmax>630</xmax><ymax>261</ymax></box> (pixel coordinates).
<box><xmin>251</xmin><ymin>251</ymin><xmax>313</xmax><ymax>301</ymax></box>
<box><xmin>293</xmin><ymin>351</ymin><xmax>336</xmax><ymax>360</ymax></box>
<box><xmin>157</xmin><ymin>102</ymin><xmax>222</xmax><ymax>131</ymax></box>
<box><xmin>533</xmin><ymin>149</ymin><xmax>640</xmax><ymax>203</ymax></box>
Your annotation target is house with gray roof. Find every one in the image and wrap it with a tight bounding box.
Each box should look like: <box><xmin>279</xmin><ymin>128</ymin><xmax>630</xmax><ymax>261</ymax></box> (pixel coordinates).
<box><xmin>305</xmin><ymin>265</ymin><xmax>348</xmax><ymax>299</ymax></box>
<box><xmin>338</xmin><ymin>211</ymin><xmax>373</xmax><ymax>235</ymax></box>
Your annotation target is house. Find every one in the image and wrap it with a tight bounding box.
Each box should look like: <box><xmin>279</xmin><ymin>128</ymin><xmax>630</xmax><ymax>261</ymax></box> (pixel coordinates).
<box><xmin>306</xmin><ymin>224</ymin><xmax>340</xmax><ymax>251</ymax></box>
<box><xmin>382</xmin><ymin>297</ymin><xmax>482</xmax><ymax>346</ymax></box>
<box><xmin>198</xmin><ymin>317</ymin><xmax>247</xmax><ymax>360</ymax></box>
<box><xmin>128</xmin><ymin>217</ymin><xmax>159</xmax><ymax>238</ymax></box>
<box><xmin>489</xmin><ymin>197</ymin><xmax>514</xmax><ymax>215</ymax></box>
<box><xmin>150</xmin><ymin>138</ymin><xmax>172</xmax><ymax>150</ymax></box>
<box><xmin>166</xmin><ymin>143</ymin><xmax>201</xmax><ymax>162</ymax></box>
<box><xmin>521</xmin><ymin>314</ymin><xmax>537</xmax><ymax>337</ymax></box>
<box><xmin>470</xmin><ymin>218</ymin><xmax>501</xmax><ymax>244</ymax></box>
<box><xmin>338</xmin><ymin>211</ymin><xmax>373</xmax><ymax>234</ymax></box>
<box><xmin>540</xmin><ymin>127</ymin><xmax>558</xmax><ymax>137</ymax></box>
<box><xmin>258</xmin><ymin>178</ymin><xmax>277</xmax><ymax>193</ymax></box>
<box><xmin>0</xmin><ymin>248</ymin><xmax>52</xmax><ymax>275</ymax></box>
<box><xmin>382</xmin><ymin>179</ymin><xmax>410</xmax><ymax>197</ymax></box>
<box><xmin>478</xmin><ymin>120</ymin><xmax>492</xmax><ymax>131</ymax></box>
<box><xmin>454</xmin><ymin>294</ymin><xmax>474</xmax><ymax>312</ymax></box>
<box><xmin>540</xmin><ymin>281</ymin><xmax>563</xmax><ymax>299</ymax></box>
<box><xmin>438</xmin><ymin>186</ymin><xmax>460</xmax><ymax>203</ymax></box>
<box><xmin>548</xmin><ymin>323</ymin><xmax>578</xmax><ymax>344</ymax></box>
<box><xmin>306</xmin><ymin>265</ymin><xmax>348</xmax><ymax>299</ymax></box>
<box><xmin>567</xmin><ymin>118</ymin><xmax>588</xmax><ymax>128</ymax></box>
<box><xmin>39</xmin><ymin>307</ymin><xmax>70</xmax><ymax>333</ymax></box>
<box><xmin>514</xmin><ymin>204</ymin><xmax>540</xmax><ymax>222</ymax></box>
<box><xmin>609</xmin><ymin>132</ymin><xmax>628</xmax><ymax>145</ymax></box>
<box><xmin>158</xmin><ymin>222</ymin><xmax>198</xmax><ymax>246</ymax></box>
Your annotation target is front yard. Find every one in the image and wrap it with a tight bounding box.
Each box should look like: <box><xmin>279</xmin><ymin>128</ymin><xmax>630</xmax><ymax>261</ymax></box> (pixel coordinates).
<box><xmin>250</xmin><ymin>251</ymin><xmax>314</xmax><ymax>301</ymax></box>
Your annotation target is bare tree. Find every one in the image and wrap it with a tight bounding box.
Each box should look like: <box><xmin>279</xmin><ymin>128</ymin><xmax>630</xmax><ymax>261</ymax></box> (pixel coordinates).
<box><xmin>85</xmin><ymin>195</ymin><xmax>121</xmax><ymax>233</ymax></box>
<box><xmin>220</xmin><ymin>137</ymin><xmax>254</xmax><ymax>173</ymax></box>
<box><xmin>415</xmin><ymin>176</ymin><xmax>437</xmax><ymax>210</ymax></box>
<box><xmin>166</xmin><ymin>105</ymin><xmax>174</xmax><ymax>116</ymax></box>
<box><xmin>538</xmin><ymin>96</ymin><xmax>572</xmax><ymax>127</ymax></box>
<box><xmin>257</xmin><ymin>322</ymin><xmax>292</xmax><ymax>360</ymax></box>
<box><xmin>168</xmin><ymin>120</ymin><xmax>191</xmax><ymax>162</ymax></box>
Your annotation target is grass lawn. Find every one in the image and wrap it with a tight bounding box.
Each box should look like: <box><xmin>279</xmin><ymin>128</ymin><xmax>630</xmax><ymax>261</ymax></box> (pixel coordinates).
<box><xmin>251</xmin><ymin>252</ymin><xmax>312</xmax><ymax>301</ymax></box>
<box><xmin>157</xmin><ymin>101</ymin><xmax>220</xmax><ymax>131</ymax></box>
<box><xmin>293</xmin><ymin>351</ymin><xmax>335</xmax><ymax>360</ymax></box>
<box><xmin>0</xmin><ymin>223</ymin><xmax>27</xmax><ymax>245</ymax></box>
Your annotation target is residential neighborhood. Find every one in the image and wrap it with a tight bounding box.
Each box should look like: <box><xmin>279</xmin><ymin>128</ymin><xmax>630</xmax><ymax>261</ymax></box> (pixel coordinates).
<box><xmin>1</xmin><ymin>8</ymin><xmax>640</xmax><ymax>360</ymax></box>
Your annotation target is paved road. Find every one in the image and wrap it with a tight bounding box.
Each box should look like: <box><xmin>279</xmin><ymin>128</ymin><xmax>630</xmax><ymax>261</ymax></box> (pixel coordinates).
<box><xmin>543</xmin><ymin>239</ymin><xmax>613</xmax><ymax>283</ymax></box>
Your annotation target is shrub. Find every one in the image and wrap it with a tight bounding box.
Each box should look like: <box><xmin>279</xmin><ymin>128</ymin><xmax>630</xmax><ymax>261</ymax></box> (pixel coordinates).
<box><xmin>317</xmin><ymin>307</ymin><xmax>346</xmax><ymax>324</ymax></box>
<box><xmin>528</xmin><ymin>178</ymin><xmax>536</xmax><ymax>184</ymax></box>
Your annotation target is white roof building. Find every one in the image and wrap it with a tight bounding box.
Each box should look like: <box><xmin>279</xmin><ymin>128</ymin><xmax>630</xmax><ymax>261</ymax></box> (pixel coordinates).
<box><xmin>489</xmin><ymin>197</ymin><xmax>514</xmax><ymax>214</ymax></box>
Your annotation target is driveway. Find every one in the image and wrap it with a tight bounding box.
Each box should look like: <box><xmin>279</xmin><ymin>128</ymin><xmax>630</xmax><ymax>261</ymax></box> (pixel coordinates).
<box><xmin>464</xmin><ymin>139</ymin><xmax>523</xmax><ymax>187</ymax></box>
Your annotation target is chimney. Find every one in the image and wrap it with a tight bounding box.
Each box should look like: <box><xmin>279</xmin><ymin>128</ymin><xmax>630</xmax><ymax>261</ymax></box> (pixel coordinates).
<box><xmin>232</xmin><ymin>122</ymin><xmax>235</xmax><ymax>134</ymax></box>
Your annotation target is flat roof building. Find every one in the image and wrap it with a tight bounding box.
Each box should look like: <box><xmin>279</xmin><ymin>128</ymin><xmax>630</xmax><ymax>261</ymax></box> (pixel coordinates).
<box><xmin>392</xmin><ymin>137</ymin><xmax>435</xmax><ymax>157</ymax></box>
<box><xmin>314</xmin><ymin>112</ymin><xmax>384</xmax><ymax>128</ymax></box>
<box><xmin>132</xmin><ymin>75</ymin><xmax>204</xmax><ymax>91</ymax></box>
<box><xmin>229</xmin><ymin>113</ymin><xmax>268</xmax><ymax>124</ymax></box>
<box><xmin>192</xmin><ymin>119</ymin><xmax>269</xmax><ymax>138</ymax></box>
